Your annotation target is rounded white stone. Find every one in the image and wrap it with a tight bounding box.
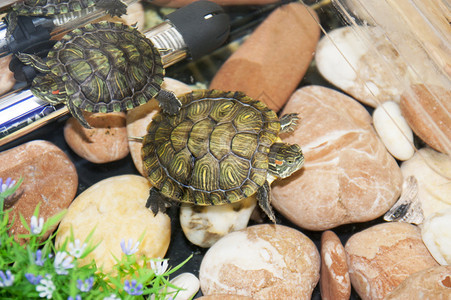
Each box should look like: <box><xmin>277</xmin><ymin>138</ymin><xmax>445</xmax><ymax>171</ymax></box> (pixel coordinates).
<box><xmin>180</xmin><ymin>196</ymin><xmax>257</xmax><ymax>248</ymax></box>
<box><xmin>167</xmin><ymin>273</ymin><xmax>200</xmax><ymax>300</ymax></box>
<box><xmin>421</xmin><ymin>208</ymin><xmax>451</xmax><ymax>265</ymax></box>
<box><xmin>373</xmin><ymin>101</ymin><xmax>415</xmax><ymax>161</ymax></box>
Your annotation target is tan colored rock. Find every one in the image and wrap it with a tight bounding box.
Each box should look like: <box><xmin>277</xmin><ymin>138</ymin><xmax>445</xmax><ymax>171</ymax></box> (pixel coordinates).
<box><xmin>0</xmin><ymin>55</ymin><xmax>15</xmax><ymax>95</ymax></box>
<box><xmin>272</xmin><ymin>85</ymin><xmax>402</xmax><ymax>230</ymax></box>
<box><xmin>320</xmin><ymin>231</ymin><xmax>351</xmax><ymax>300</ymax></box>
<box><xmin>199</xmin><ymin>224</ymin><xmax>320</xmax><ymax>299</ymax></box>
<box><xmin>345</xmin><ymin>222</ymin><xmax>439</xmax><ymax>300</ymax></box>
<box><xmin>64</xmin><ymin>112</ymin><xmax>129</xmax><ymax>164</ymax></box>
<box><xmin>385</xmin><ymin>265</ymin><xmax>451</xmax><ymax>300</ymax></box>
<box><xmin>126</xmin><ymin>78</ymin><xmax>192</xmax><ymax>175</ymax></box>
<box><xmin>0</xmin><ymin>140</ymin><xmax>78</xmax><ymax>241</ymax></box>
<box><xmin>400</xmin><ymin>84</ymin><xmax>451</xmax><ymax>154</ymax></box>
<box><xmin>55</xmin><ymin>175</ymin><xmax>171</xmax><ymax>274</ymax></box>
<box><xmin>197</xmin><ymin>295</ymin><xmax>254</xmax><ymax>300</ymax></box>
<box><xmin>209</xmin><ymin>3</ymin><xmax>320</xmax><ymax>112</ymax></box>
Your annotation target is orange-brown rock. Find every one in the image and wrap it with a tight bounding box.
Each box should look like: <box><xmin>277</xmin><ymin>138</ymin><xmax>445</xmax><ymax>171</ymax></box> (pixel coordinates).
<box><xmin>400</xmin><ymin>84</ymin><xmax>451</xmax><ymax>154</ymax></box>
<box><xmin>0</xmin><ymin>140</ymin><xmax>78</xmax><ymax>240</ymax></box>
<box><xmin>320</xmin><ymin>231</ymin><xmax>351</xmax><ymax>300</ymax></box>
<box><xmin>209</xmin><ymin>3</ymin><xmax>320</xmax><ymax>112</ymax></box>
<box><xmin>0</xmin><ymin>55</ymin><xmax>15</xmax><ymax>95</ymax></box>
<box><xmin>271</xmin><ymin>85</ymin><xmax>403</xmax><ymax>230</ymax></box>
<box><xmin>345</xmin><ymin>222</ymin><xmax>439</xmax><ymax>300</ymax></box>
<box><xmin>64</xmin><ymin>112</ymin><xmax>129</xmax><ymax>164</ymax></box>
<box><xmin>199</xmin><ymin>224</ymin><xmax>320</xmax><ymax>299</ymax></box>
<box><xmin>385</xmin><ymin>265</ymin><xmax>451</xmax><ymax>300</ymax></box>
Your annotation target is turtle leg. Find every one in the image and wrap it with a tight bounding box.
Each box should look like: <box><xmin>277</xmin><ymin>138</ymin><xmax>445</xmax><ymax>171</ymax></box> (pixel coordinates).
<box><xmin>17</xmin><ymin>52</ymin><xmax>50</xmax><ymax>73</ymax></box>
<box><xmin>96</xmin><ymin>0</ymin><xmax>127</xmax><ymax>17</ymax></box>
<box><xmin>67</xmin><ymin>100</ymin><xmax>91</xmax><ymax>129</ymax></box>
<box><xmin>5</xmin><ymin>11</ymin><xmax>18</xmax><ymax>37</ymax></box>
<box><xmin>146</xmin><ymin>187</ymin><xmax>173</xmax><ymax>215</ymax></box>
<box><xmin>279</xmin><ymin>113</ymin><xmax>300</xmax><ymax>133</ymax></box>
<box><xmin>256</xmin><ymin>181</ymin><xmax>277</xmax><ymax>223</ymax></box>
<box><xmin>155</xmin><ymin>89</ymin><xmax>182</xmax><ymax>115</ymax></box>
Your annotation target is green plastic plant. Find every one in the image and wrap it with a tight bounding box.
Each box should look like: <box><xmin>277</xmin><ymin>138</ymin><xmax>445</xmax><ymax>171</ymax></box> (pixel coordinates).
<box><xmin>0</xmin><ymin>177</ymin><xmax>191</xmax><ymax>299</ymax></box>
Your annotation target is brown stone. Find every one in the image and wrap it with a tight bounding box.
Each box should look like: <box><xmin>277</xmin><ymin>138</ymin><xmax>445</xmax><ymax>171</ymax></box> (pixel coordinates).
<box><xmin>271</xmin><ymin>85</ymin><xmax>403</xmax><ymax>230</ymax></box>
<box><xmin>199</xmin><ymin>224</ymin><xmax>320</xmax><ymax>299</ymax></box>
<box><xmin>320</xmin><ymin>231</ymin><xmax>351</xmax><ymax>300</ymax></box>
<box><xmin>385</xmin><ymin>265</ymin><xmax>451</xmax><ymax>300</ymax></box>
<box><xmin>209</xmin><ymin>3</ymin><xmax>320</xmax><ymax>112</ymax></box>
<box><xmin>64</xmin><ymin>112</ymin><xmax>129</xmax><ymax>164</ymax></box>
<box><xmin>0</xmin><ymin>55</ymin><xmax>15</xmax><ymax>95</ymax></box>
<box><xmin>345</xmin><ymin>222</ymin><xmax>439</xmax><ymax>300</ymax></box>
<box><xmin>0</xmin><ymin>140</ymin><xmax>78</xmax><ymax>240</ymax></box>
<box><xmin>400</xmin><ymin>84</ymin><xmax>451</xmax><ymax>154</ymax></box>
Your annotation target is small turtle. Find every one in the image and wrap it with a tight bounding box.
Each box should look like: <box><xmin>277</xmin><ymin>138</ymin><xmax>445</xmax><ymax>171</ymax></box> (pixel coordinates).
<box><xmin>17</xmin><ymin>21</ymin><xmax>180</xmax><ymax>128</ymax></box>
<box><xmin>141</xmin><ymin>89</ymin><xmax>304</xmax><ymax>222</ymax></box>
<box><xmin>5</xmin><ymin>0</ymin><xmax>128</xmax><ymax>37</ymax></box>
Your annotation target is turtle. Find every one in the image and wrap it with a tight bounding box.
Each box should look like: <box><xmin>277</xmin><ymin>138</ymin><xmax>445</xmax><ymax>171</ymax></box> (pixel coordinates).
<box><xmin>4</xmin><ymin>0</ymin><xmax>128</xmax><ymax>37</ymax></box>
<box><xmin>141</xmin><ymin>89</ymin><xmax>304</xmax><ymax>222</ymax></box>
<box><xmin>17</xmin><ymin>21</ymin><xmax>181</xmax><ymax>128</ymax></box>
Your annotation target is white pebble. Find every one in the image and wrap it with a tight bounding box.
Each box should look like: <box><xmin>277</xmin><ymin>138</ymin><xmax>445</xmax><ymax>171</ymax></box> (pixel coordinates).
<box><xmin>180</xmin><ymin>197</ymin><xmax>257</xmax><ymax>248</ymax></box>
<box><xmin>167</xmin><ymin>273</ymin><xmax>200</xmax><ymax>300</ymax></box>
<box><xmin>373</xmin><ymin>101</ymin><xmax>414</xmax><ymax>161</ymax></box>
<box><xmin>421</xmin><ymin>208</ymin><xmax>451</xmax><ymax>265</ymax></box>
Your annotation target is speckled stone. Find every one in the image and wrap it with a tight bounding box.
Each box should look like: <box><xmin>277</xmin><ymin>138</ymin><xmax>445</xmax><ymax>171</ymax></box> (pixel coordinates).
<box><xmin>345</xmin><ymin>222</ymin><xmax>439</xmax><ymax>300</ymax></box>
<box><xmin>0</xmin><ymin>140</ymin><xmax>78</xmax><ymax>241</ymax></box>
<box><xmin>320</xmin><ymin>231</ymin><xmax>351</xmax><ymax>300</ymax></box>
<box><xmin>55</xmin><ymin>175</ymin><xmax>171</xmax><ymax>274</ymax></box>
<box><xmin>272</xmin><ymin>85</ymin><xmax>403</xmax><ymax>230</ymax></box>
<box><xmin>64</xmin><ymin>112</ymin><xmax>129</xmax><ymax>164</ymax></box>
<box><xmin>199</xmin><ymin>224</ymin><xmax>320</xmax><ymax>299</ymax></box>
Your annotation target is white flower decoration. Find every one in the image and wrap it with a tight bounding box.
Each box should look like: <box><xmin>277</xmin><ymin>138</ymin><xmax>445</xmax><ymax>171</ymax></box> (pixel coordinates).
<box><xmin>120</xmin><ymin>238</ymin><xmax>140</xmax><ymax>255</ymax></box>
<box><xmin>30</xmin><ymin>215</ymin><xmax>44</xmax><ymax>235</ymax></box>
<box><xmin>68</xmin><ymin>239</ymin><xmax>87</xmax><ymax>258</ymax></box>
<box><xmin>54</xmin><ymin>251</ymin><xmax>74</xmax><ymax>275</ymax></box>
<box><xmin>150</xmin><ymin>259</ymin><xmax>169</xmax><ymax>276</ymax></box>
<box><xmin>36</xmin><ymin>274</ymin><xmax>55</xmax><ymax>299</ymax></box>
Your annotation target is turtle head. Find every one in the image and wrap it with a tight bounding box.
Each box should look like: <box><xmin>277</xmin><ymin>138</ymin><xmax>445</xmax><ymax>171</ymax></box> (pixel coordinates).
<box><xmin>31</xmin><ymin>74</ymin><xmax>67</xmax><ymax>104</ymax></box>
<box><xmin>268</xmin><ymin>143</ymin><xmax>304</xmax><ymax>178</ymax></box>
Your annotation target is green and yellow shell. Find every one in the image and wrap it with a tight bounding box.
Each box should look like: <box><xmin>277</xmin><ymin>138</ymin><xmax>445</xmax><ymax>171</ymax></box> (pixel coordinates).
<box><xmin>46</xmin><ymin>21</ymin><xmax>164</xmax><ymax>113</ymax></box>
<box><xmin>141</xmin><ymin>89</ymin><xmax>282</xmax><ymax>205</ymax></box>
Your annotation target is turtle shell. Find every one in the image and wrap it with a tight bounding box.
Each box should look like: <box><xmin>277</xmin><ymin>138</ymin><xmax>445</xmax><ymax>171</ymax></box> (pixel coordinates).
<box><xmin>141</xmin><ymin>89</ymin><xmax>282</xmax><ymax>205</ymax></box>
<box><xmin>12</xmin><ymin>0</ymin><xmax>96</xmax><ymax>17</ymax></box>
<box><xmin>45</xmin><ymin>21</ymin><xmax>164</xmax><ymax>113</ymax></box>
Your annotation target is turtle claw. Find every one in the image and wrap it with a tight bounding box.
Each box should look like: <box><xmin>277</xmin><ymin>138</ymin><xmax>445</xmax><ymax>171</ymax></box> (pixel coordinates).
<box><xmin>280</xmin><ymin>113</ymin><xmax>300</xmax><ymax>133</ymax></box>
<box><xmin>146</xmin><ymin>187</ymin><xmax>171</xmax><ymax>215</ymax></box>
<box><xmin>257</xmin><ymin>181</ymin><xmax>277</xmax><ymax>224</ymax></box>
<box><xmin>155</xmin><ymin>89</ymin><xmax>182</xmax><ymax>115</ymax></box>
<box><xmin>67</xmin><ymin>100</ymin><xmax>92</xmax><ymax>129</ymax></box>
<box><xmin>97</xmin><ymin>0</ymin><xmax>127</xmax><ymax>17</ymax></box>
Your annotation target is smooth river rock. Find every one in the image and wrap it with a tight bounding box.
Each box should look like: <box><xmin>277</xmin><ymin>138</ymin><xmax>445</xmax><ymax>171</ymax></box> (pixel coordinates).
<box><xmin>180</xmin><ymin>196</ymin><xmax>257</xmax><ymax>248</ymax></box>
<box><xmin>199</xmin><ymin>224</ymin><xmax>320</xmax><ymax>299</ymax></box>
<box><xmin>55</xmin><ymin>175</ymin><xmax>171</xmax><ymax>274</ymax></box>
<box><xmin>372</xmin><ymin>101</ymin><xmax>414</xmax><ymax>161</ymax></box>
<box><xmin>64</xmin><ymin>112</ymin><xmax>129</xmax><ymax>164</ymax></box>
<box><xmin>385</xmin><ymin>265</ymin><xmax>451</xmax><ymax>299</ymax></box>
<box><xmin>271</xmin><ymin>85</ymin><xmax>403</xmax><ymax>230</ymax></box>
<box><xmin>0</xmin><ymin>140</ymin><xmax>78</xmax><ymax>241</ymax></box>
<box><xmin>345</xmin><ymin>222</ymin><xmax>439</xmax><ymax>300</ymax></box>
<box><xmin>421</xmin><ymin>208</ymin><xmax>451</xmax><ymax>266</ymax></box>
<box><xmin>0</xmin><ymin>55</ymin><xmax>15</xmax><ymax>95</ymax></box>
<box><xmin>210</xmin><ymin>3</ymin><xmax>320</xmax><ymax>112</ymax></box>
<box><xmin>320</xmin><ymin>231</ymin><xmax>351</xmax><ymax>300</ymax></box>
<box><xmin>400</xmin><ymin>84</ymin><xmax>451</xmax><ymax>154</ymax></box>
